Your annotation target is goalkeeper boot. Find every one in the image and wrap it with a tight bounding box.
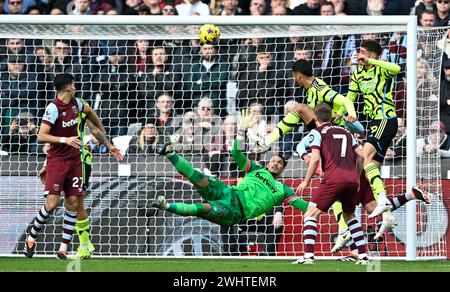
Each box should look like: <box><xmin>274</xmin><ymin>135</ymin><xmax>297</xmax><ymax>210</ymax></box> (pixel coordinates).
<box><xmin>88</xmin><ymin>242</ymin><xmax>95</xmax><ymax>253</ymax></box>
<box><xmin>56</xmin><ymin>250</ymin><xmax>68</xmax><ymax>260</ymax></box>
<box><xmin>23</xmin><ymin>238</ymin><xmax>36</xmax><ymax>258</ymax></box>
<box><xmin>157</xmin><ymin>142</ymin><xmax>174</xmax><ymax>156</ymax></box>
<box><xmin>331</xmin><ymin>228</ymin><xmax>352</xmax><ymax>253</ymax></box>
<box><xmin>412</xmin><ymin>185</ymin><xmax>431</xmax><ymax>204</ymax></box>
<box><xmin>292</xmin><ymin>256</ymin><xmax>315</xmax><ymax>265</ymax></box>
<box><xmin>72</xmin><ymin>246</ymin><xmax>91</xmax><ymax>260</ymax></box>
<box><xmin>374</xmin><ymin>213</ymin><xmax>398</xmax><ymax>240</ymax></box>
<box><xmin>152</xmin><ymin>196</ymin><xmax>169</xmax><ymax>210</ymax></box>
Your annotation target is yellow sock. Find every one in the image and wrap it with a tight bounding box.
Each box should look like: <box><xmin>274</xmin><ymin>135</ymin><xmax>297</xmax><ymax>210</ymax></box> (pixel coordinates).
<box><xmin>364</xmin><ymin>163</ymin><xmax>387</xmax><ymax>202</ymax></box>
<box><xmin>267</xmin><ymin>110</ymin><xmax>301</xmax><ymax>144</ymax></box>
<box><xmin>332</xmin><ymin>201</ymin><xmax>348</xmax><ymax>232</ymax></box>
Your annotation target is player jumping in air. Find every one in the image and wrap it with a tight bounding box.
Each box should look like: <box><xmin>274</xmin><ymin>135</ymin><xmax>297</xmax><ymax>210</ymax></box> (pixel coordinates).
<box><xmin>297</xmin><ymin>133</ymin><xmax>431</xmax><ymax>246</ymax></box>
<box><xmin>24</xmin><ymin>73</ymin><xmax>122</xmax><ymax>260</ymax></box>
<box><xmin>294</xmin><ymin>103</ymin><xmax>369</xmax><ymax>265</ymax></box>
<box><xmin>37</xmin><ymin>110</ymin><xmax>124</xmax><ymax>259</ymax></box>
<box><xmin>153</xmin><ymin>109</ymin><xmax>310</xmax><ymax>226</ymax></box>
<box><xmin>346</xmin><ymin>40</ymin><xmax>403</xmax><ymax>234</ymax></box>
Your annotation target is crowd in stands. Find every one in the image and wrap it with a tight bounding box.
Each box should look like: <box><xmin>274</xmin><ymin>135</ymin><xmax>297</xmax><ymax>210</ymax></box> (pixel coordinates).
<box><xmin>1</xmin><ymin>0</ymin><xmax>450</xmax><ymax>166</ymax></box>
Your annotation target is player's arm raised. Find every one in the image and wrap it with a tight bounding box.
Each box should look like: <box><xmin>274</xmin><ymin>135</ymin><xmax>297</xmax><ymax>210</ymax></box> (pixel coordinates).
<box><xmin>231</xmin><ymin>109</ymin><xmax>259</xmax><ymax>173</ymax></box>
<box><xmin>82</xmin><ymin>102</ymin><xmax>106</xmax><ymax>135</ymax></box>
<box><xmin>38</xmin><ymin>123</ymin><xmax>81</xmax><ymax>148</ymax></box>
<box><xmin>86</xmin><ymin>119</ymin><xmax>124</xmax><ymax>161</ymax></box>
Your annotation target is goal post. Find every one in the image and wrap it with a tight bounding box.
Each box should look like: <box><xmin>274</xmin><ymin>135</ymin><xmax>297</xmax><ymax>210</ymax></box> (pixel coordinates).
<box><xmin>0</xmin><ymin>15</ymin><xmax>447</xmax><ymax>260</ymax></box>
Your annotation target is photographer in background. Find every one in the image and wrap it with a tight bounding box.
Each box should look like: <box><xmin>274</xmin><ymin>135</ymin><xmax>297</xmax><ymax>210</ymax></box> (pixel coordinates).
<box><xmin>1</xmin><ymin>112</ymin><xmax>41</xmax><ymax>154</ymax></box>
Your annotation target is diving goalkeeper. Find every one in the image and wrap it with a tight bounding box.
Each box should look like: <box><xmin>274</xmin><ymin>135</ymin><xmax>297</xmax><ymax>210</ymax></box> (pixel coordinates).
<box><xmin>153</xmin><ymin>109</ymin><xmax>309</xmax><ymax>226</ymax></box>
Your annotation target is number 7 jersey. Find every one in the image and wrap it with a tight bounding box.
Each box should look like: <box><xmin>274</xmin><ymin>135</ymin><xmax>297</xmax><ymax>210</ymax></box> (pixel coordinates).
<box><xmin>308</xmin><ymin>122</ymin><xmax>359</xmax><ymax>185</ymax></box>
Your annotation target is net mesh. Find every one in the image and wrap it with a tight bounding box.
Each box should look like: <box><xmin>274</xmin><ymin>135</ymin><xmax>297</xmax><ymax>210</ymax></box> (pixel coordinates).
<box><xmin>0</xmin><ymin>22</ymin><xmax>447</xmax><ymax>258</ymax></box>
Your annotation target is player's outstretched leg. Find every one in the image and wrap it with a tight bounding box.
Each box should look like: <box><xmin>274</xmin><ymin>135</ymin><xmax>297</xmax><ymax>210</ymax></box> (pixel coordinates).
<box><xmin>153</xmin><ymin>195</ymin><xmax>211</xmax><ymax>217</ymax></box>
<box><xmin>157</xmin><ymin>142</ymin><xmax>207</xmax><ymax>188</ymax></box>
<box><xmin>369</xmin><ymin>185</ymin><xmax>431</xmax><ymax>218</ymax></box>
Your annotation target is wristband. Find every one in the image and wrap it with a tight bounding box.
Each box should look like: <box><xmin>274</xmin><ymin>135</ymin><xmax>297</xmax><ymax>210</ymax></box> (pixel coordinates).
<box><xmin>60</xmin><ymin>137</ymin><xmax>67</xmax><ymax>144</ymax></box>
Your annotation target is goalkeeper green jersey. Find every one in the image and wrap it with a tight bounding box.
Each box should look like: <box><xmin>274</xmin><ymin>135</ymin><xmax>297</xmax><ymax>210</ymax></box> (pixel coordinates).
<box><xmin>347</xmin><ymin>59</ymin><xmax>401</xmax><ymax>120</ymax></box>
<box><xmin>306</xmin><ymin>78</ymin><xmax>356</xmax><ymax>126</ymax></box>
<box><xmin>230</xmin><ymin>138</ymin><xmax>308</xmax><ymax>220</ymax></box>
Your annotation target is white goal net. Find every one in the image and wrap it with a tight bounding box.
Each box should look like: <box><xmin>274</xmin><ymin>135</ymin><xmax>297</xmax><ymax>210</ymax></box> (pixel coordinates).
<box><xmin>0</xmin><ymin>16</ymin><xmax>447</xmax><ymax>259</ymax></box>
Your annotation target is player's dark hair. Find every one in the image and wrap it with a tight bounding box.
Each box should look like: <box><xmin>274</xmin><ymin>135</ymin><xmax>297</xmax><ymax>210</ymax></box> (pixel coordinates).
<box><xmin>315</xmin><ymin>103</ymin><xmax>332</xmax><ymax>123</ymax></box>
<box><xmin>360</xmin><ymin>40</ymin><xmax>382</xmax><ymax>56</ymax></box>
<box><xmin>54</xmin><ymin>73</ymin><xmax>74</xmax><ymax>92</ymax></box>
<box><xmin>274</xmin><ymin>154</ymin><xmax>288</xmax><ymax>168</ymax></box>
<box><xmin>292</xmin><ymin>59</ymin><xmax>313</xmax><ymax>77</ymax></box>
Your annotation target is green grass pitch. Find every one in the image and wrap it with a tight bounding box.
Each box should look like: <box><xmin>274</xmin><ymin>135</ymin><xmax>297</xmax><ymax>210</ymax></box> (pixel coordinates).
<box><xmin>0</xmin><ymin>257</ymin><xmax>449</xmax><ymax>272</ymax></box>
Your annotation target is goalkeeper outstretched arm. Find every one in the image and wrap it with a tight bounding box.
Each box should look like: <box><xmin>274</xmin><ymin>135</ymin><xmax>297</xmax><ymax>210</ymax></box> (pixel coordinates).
<box><xmin>232</xmin><ymin>109</ymin><xmax>260</xmax><ymax>173</ymax></box>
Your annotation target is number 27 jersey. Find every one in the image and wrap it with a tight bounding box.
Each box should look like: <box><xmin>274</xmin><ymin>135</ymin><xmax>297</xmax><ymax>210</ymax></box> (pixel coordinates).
<box><xmin>309</xmin><ymin>123</ymin><xmax>359</xmax><ymax>185</ymax></box>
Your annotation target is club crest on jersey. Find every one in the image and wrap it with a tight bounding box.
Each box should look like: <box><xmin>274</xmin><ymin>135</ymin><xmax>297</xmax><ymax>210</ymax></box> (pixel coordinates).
<box><xmin>53</xmin><ymin>184</ymin><xmax>61</xmax><ymax>192</ymax></box>
<box><xmin>72</xmin><ymin>106</ymin><xmax>79</xmax><ymax>115</ymax></box>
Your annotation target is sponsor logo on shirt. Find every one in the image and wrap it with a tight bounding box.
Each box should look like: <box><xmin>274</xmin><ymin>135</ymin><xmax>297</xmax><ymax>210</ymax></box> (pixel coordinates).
<box><xmin>255</xmin><ymin>172</ymin><xmax>277</xmax><ymax>194</ymax></box>
<box><xmin>62</xmin><ymin>118</ymin><xmax>78</xmax><ymax>128</ymax></box>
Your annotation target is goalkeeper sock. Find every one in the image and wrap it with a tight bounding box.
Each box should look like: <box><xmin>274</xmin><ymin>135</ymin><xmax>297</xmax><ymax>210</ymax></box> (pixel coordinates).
<box><xmin>75</xmin><ymin>218</ymin><xmax>91</xmax><ymax>249</ymax></box>
<box><xmin>331</xmin><ymin>201</ymin><xmax>348</xmax><ymax>233</ymax></box>
<box><xmin>168</xmin><ymin>203</ymin><xmax>208</xmax><ymax>217</ymax></box>
<box><xmin>267</xmin><ymin>110</ymin><xmax>301</xmax><ymax>144</ymax></box>
<box><xmin>364</xmin><ymin>163</ymin><xmax>387</xmax><ymax>203</ymax></box>
<box><xmin>167</xmin><ymin>153</ymin><xmax>205</xmax><ymax>185</ymax></box>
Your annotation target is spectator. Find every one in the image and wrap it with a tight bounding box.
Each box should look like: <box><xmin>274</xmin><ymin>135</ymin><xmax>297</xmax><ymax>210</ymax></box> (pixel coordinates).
<box><xmin>0</xmin><ymin>112</ymin><xmax>41</xmax><ymax>154</ymax></box>
<box><xmin>26</xmin><ymin>5</ymin><xmax>40</xmax><ymax>14</ymax></box>
<box><xmin>146</xmin><ymin>93</ymin><xmax>180</xmax><ymax>140</ymax></box>
<box><xmin>4</xmin><ymin>0</ymin><xmax>28</xmax><ymax>14</ymax></box>
<box><xmin>128</xmin><ymin>123</ymin><xmax>160</xmax><ymax>154</ymax></box>
<box><xmin>417</xmin><ymin>121</ymin><xmax>450</xmax><ymax>158</ymax></box>
<box><xmin>0</xmin><ymin>0</ymin><xmax>4</xmax><ymax>13</ymax></box>
<box><xmin>216</xmin><ymin>0</ymin><xmax>244</xmax><ymax>15</ymax></box>
<box><xmin>344</xmin><ymin>0</ymin><xmax>368</xmax><ymax>15</ymax></box>
<box><xmin>329</xmin><ymin>0</ymin><xmax>345</xmax><ymax>14</ymax></box>
<box><xmin>366</xmin><ymin>0</ymin><xmax>385</xmax><ymax>15</ymax></box>
<box><xmin>182</xmin><ymin>43</ymin><xmax>229</xmax><ymax>116</ymax></box>
<box><xmin>50</xmin><ymin>7</ymin><xmax>64</xmax><ymax>14</ymax></box>
<box><xmin>292</xmin><ymin>0</ymin><xmax>320</xmax><ymax>15</ymax></box>
<box><xmin>172</xmin><ymin>111</ymin><xmax>203</xmax><ymax>153</ymax></box>
<box><xmin>123</xmin><ymin>0</ymin><xmax>142</xmax><ymax>14</ymax></box>
<box><xmin>231</xmin><ymin>31</ymin><xmax>264</xmax><ymax>80</ymax></box>
<box><xmin>0</xmin><ymin>55</ymin><xmax>38</xmax><ymax>134</ymax></box>
<box><xmin>94</xmin><ymin>48</ymin><xmax>137</xmax><ymax>136</ymax></box>
<box><xmin>237</xmin><ymin>46</ymin><xmax>283</xmax><ymax>115</ymax></box>
<box><xmin>320</xmin><ymin>1</ymin><xmax>335</xmax><ymax>15</ymax></box>
<box><xmin>435</xmin><ymin>0</ymin><xmax>450</xmax><ymax>26</ymax></box>
<box><xmin>161</xmin><ymin>3</ymin><xmax>177</xmax><ymax>14</ymax></box>
<box><xmin>106</xmin><ymin>8</ymin><xmax>119</xmax><ymax>14</ymax></box>
<box><xmin>142</xmin><ymin>0</ymin><xmax>162</xmax><ymax>14</ymax></box>
<box><xmin>419</xmin><ymin>8</ymin><xmax>437</xmax><ymax>26</ymax></box>
<box><xmin>270</xmin><ymin>0</ymin><xmax>292</xmax><ymax>14</ymax></box>
<box><xmin>413</xmin><ymin>0</ymin><xmax>437</xmax><ymax>19</ymax></box>
<box><xmin>271</xmin><ymin>4</ymin><xmax>288</xmax><ymax>14</ymax></box>
<box><xmin>129</xmin><ymin>39</ymin><xmax>152</xmax><ymax>77</ymax></box>
<box><xmin>72</xmin><ymin>0</ymin><xmax>92</xmax><ymax>14</ymax></box>
<box><xmin>249</xmin><ymin>0</ymin><xmax>267</xmax><ymax>15</ymax></box>
<box><xmin>440</xmin><ymin>59</ymin><xmax>450</xmax><ymax>134</ymax></box>
<box><xmin>137</xmin><ymin>46</ymin><xmax>181</xmax><ymax>120</ymax></box>
<box><xmin>34</xmin><ymin>46</ymin><xmax>56</xmax><ymax>101</ymax></box>
<box><xmin>0</xmin><ymin>38</ymin><xmax>30</xmax><ymax>72</ymax></box>
<box><xmin>385</xmin><ymin>118</ymin><xmax>407</xmax><ymax>161</ymax></box>
<box><xmin>90</xmin><ymin>0</ymin><xmax>113</xmax><ymax>14</ymax></box>
<box><xmin>176</xmin><ymin>0</ymin><xmax>210</xmax><ymax>15</ymax></box>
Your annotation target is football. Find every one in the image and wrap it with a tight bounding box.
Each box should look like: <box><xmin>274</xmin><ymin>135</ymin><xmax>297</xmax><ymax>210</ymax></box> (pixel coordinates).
<box><xmin>199</xmin><ymin>24</ymin><xmax>220</xmax><ymax>45</ymax></box>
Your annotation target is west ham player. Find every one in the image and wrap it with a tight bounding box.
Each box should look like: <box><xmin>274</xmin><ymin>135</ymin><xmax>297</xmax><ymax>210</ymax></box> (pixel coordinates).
<box><xmin>153</xmin><ymin>109</ymin><xmax>310</xmax><ymax>226</ymax></box>
<box><xmin>24</xmin><ymin>73</ymin><xmax>116</xmax><ymax>259</ymax></box>
<box><xmin>296</xmin><ymin>135</ymin><xmax>431</xmax><ymax>243</ymax></box>
<box><xmin>294</xmin><ymin>103</ymin><xmax>369</xmax><ymax>265</ymax></box>
<box><xmin>37</xmin><ymin>110</ymin><xmax>124</xmax><ymax>259</ymax></box>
